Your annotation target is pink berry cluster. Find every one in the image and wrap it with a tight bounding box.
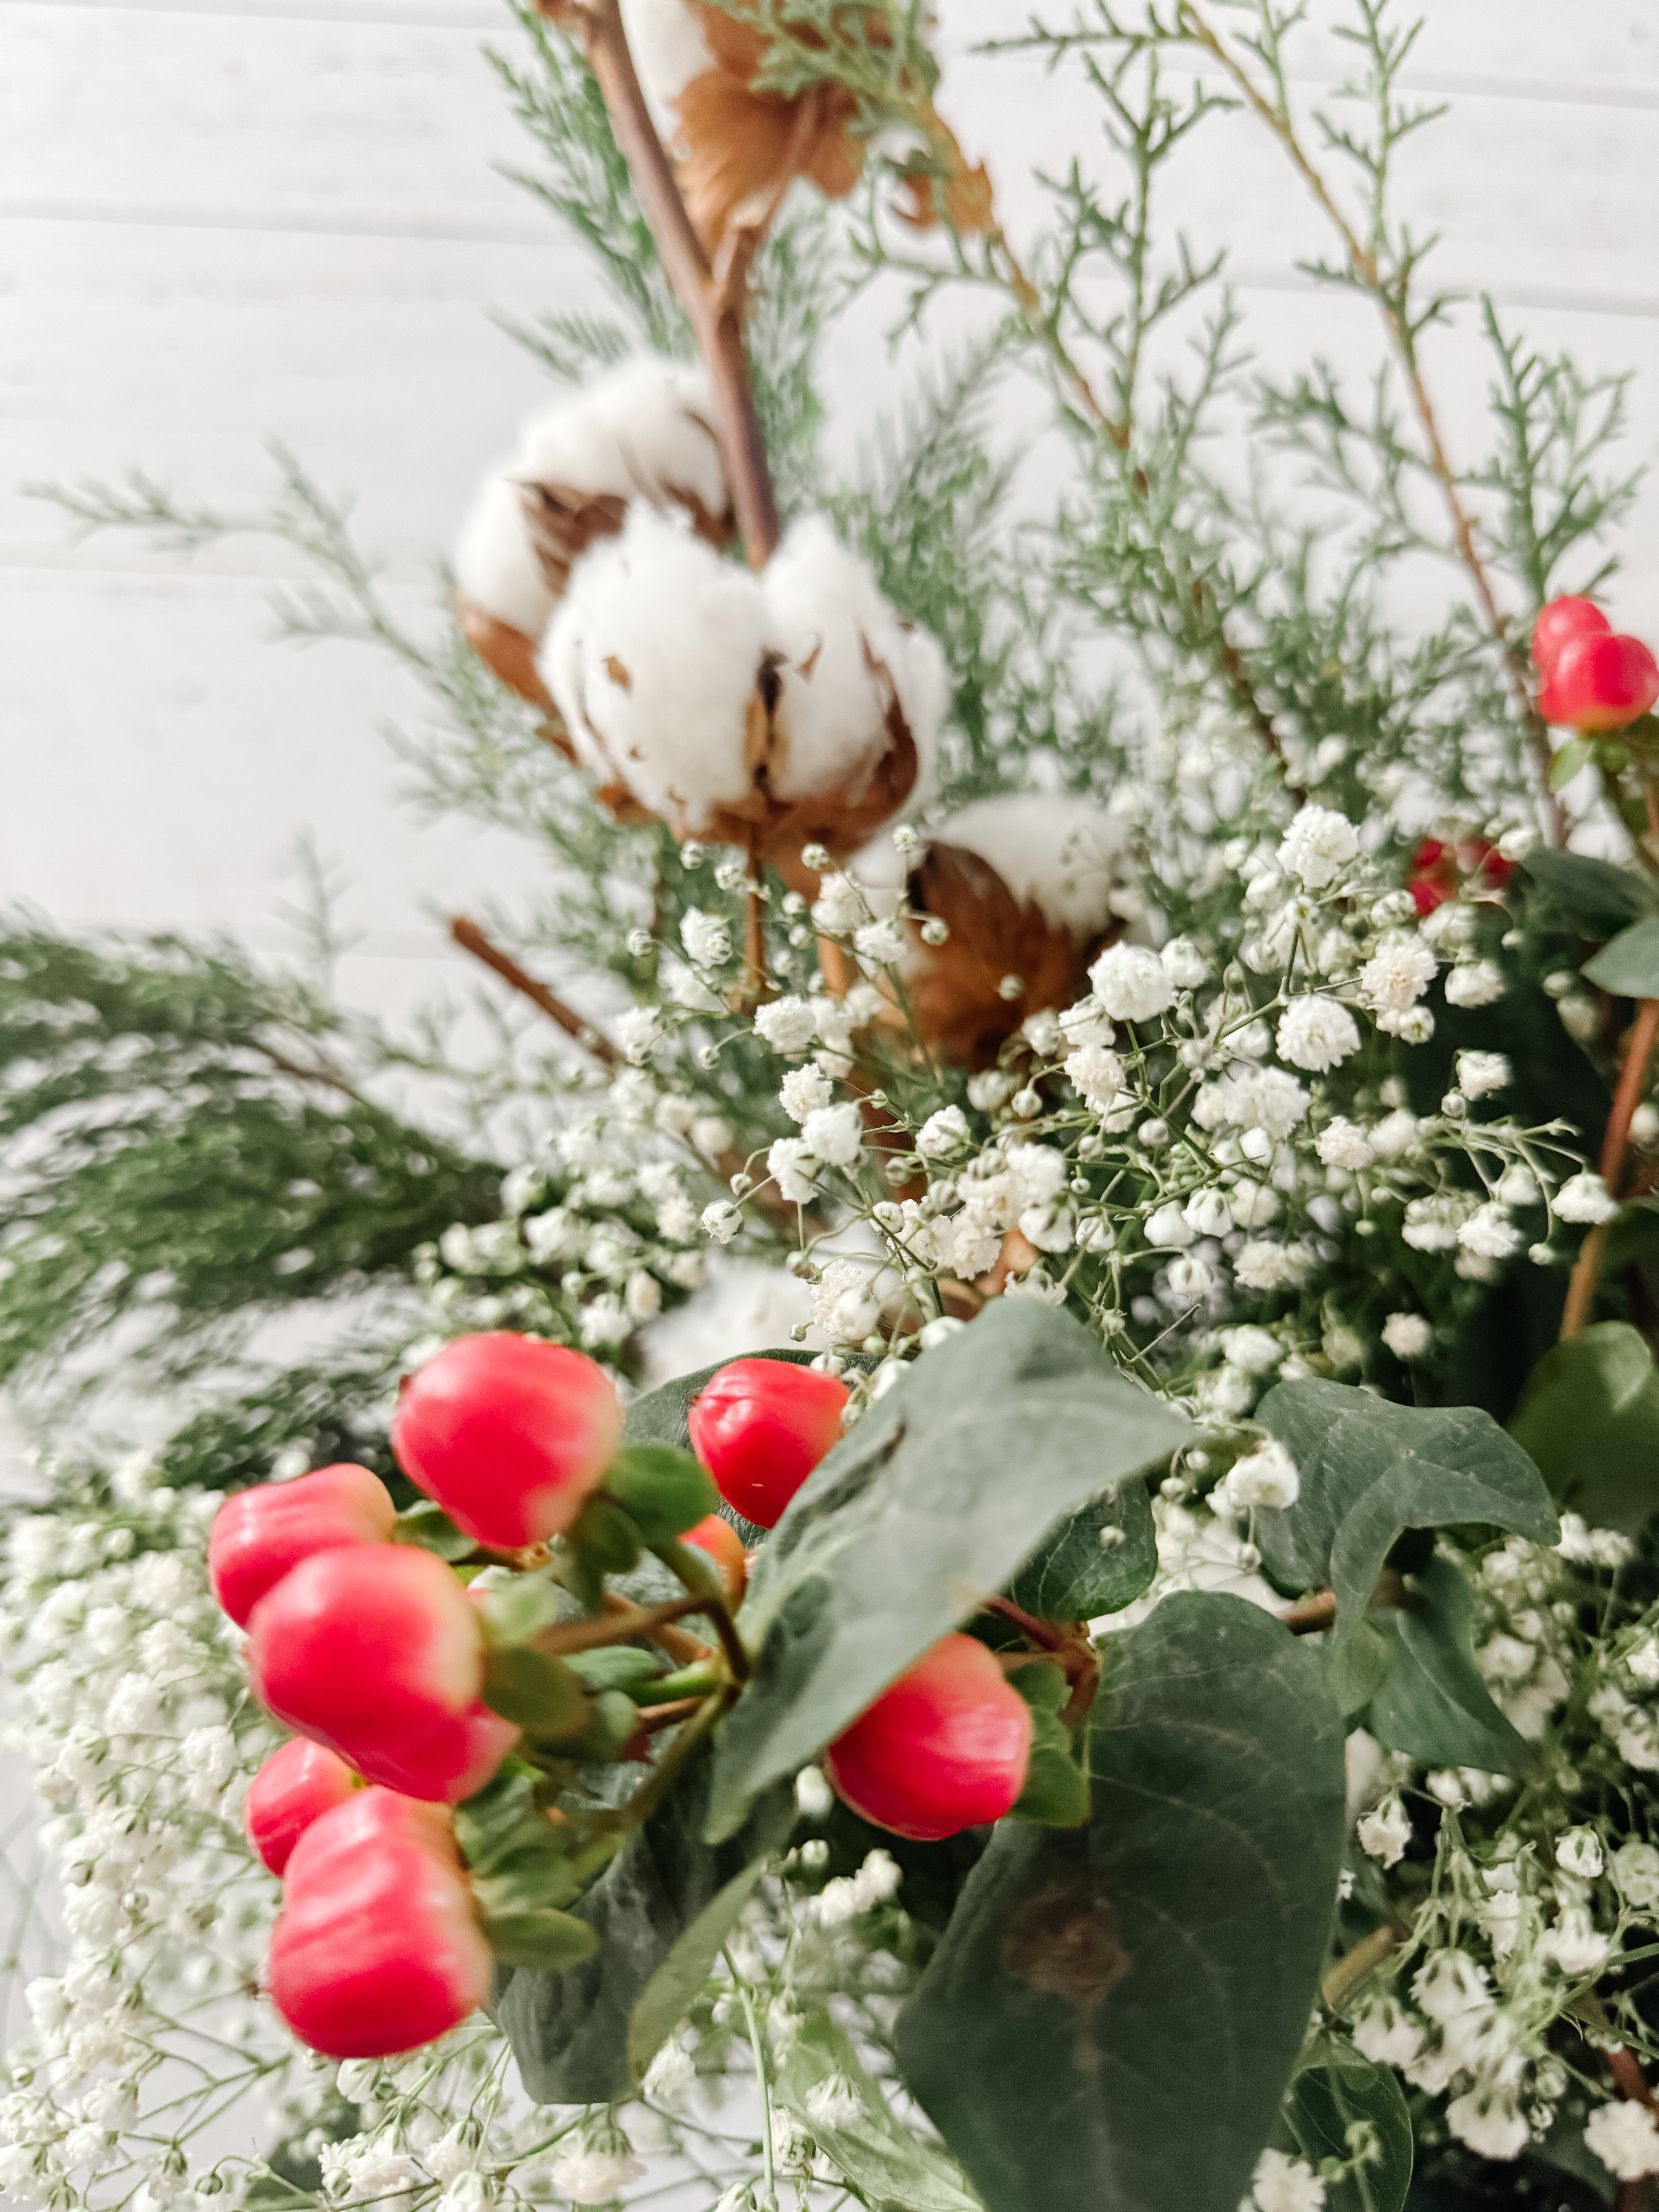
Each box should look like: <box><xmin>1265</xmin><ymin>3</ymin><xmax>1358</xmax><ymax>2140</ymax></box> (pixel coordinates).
<box><xmin>210</xmin><ymin>1338</ymin><xmax>1040</xmax><ymax>2058</ymax></box>
<box><xmin>1534</xmin><ymin>596</ymin><xmax>1659</xmax><ymax>734</ymax></box>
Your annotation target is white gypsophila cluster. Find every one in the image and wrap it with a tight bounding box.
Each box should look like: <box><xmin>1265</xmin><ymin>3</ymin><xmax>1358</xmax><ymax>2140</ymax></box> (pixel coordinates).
<box><xmin>454</xmin><ymin>356</ymin><xmax>726</xmax><ymax>637</ymax></box>
<box><xmin>0</xmin><ymin>1461</ymin><xmax>315</xmax><ymax>2212</ymax></box>
<box><xmin>543</xmin><ymin>509</ymin><xmax>945</xmax><ymax>834</ymax></box>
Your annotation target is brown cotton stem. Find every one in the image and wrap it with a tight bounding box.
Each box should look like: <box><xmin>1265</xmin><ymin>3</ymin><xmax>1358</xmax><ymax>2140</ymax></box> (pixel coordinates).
<box><xmin>555</xmin><ymin>0</ymin><xmax>780</xmax><ymax>566</ymax></box>
<box><xmin>1561</xmin><ymin>996</ymin><xmax>1659</xmax><ymax>1339</ymax></box>
<box><xmin>1175</xmin><ymin>0</ymin><xmax>1565</xmax><ymax>848</ymax></box>
<box><xmin>449</xmin><ymin>915</ymin><xmax>622</xmax><ymax>1066</ymax></box>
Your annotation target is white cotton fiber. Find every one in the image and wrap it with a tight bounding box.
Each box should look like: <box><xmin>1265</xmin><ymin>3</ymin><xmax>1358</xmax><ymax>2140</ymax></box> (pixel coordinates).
<box><xmin>541</xmin><ymin>503</ymin><xmax>768</xmax><ymax>829</ymax></box>
<box><xmin>455</xmin><ymin>356</ymin><xmax>728</xmax><ymax>637</ymax></box>
<box><xmin>930</xmin><ymin>794</ymin><xmax>1139</xmax><ymax>939</ymax></box>
<box><xmin>620</xmin><ymin>0</ymin><xmax>716</xmax><ymax>132</ymax></box>
<box><xmin>762</xmin><ymin>516</ymin><xmax>948</xmax><ymax>806</ymax></box>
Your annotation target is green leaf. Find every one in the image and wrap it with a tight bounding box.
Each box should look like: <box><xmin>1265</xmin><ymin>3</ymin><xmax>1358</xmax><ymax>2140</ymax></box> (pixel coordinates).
<box><xmin>604</xmin><ymin>1443</ymin><xmax>719</xmax><ymax>1543</ymax></box>
<box><xmin>1549</xmin><ymin>736</ymin><xmax>1595</xmax><ymax>791</ymax></box>
<box><xmin>1254</xmin><ymin>1381</ymin><xmax>1558</xmax><ymax>1657</ymax></box>
<box><xmin>623</xmin><ymin>1856</ymin><xmax>775</xmax><ymax>2086</ymax></box>
<box><xmin>568</xmin><ymin>1494</ymin><xmax>643</xmax><ymax>1575</ymax></box>
<box><xmin>1365</xmin><ymin>1554</ymin><xmax>1530</xmax><ymax>1776</ymax></box>
<box><xmin>1004</xmin><ymin>1478</ymin><xmax>1156</xmax><ymax>1621</ymax></box>
<box><xmin>481</xmin><ymin>1908</ymin><xmax>599</xmax><ymax>1973</ymax></box>
<box><xmin>1584</xmin><ymin>916</ymin><xmax>1659</xmax><ymax>998</ymax></box>
<box><xmin>392</xmin><ymin>1500</ymin><xmax>474</xmax><ymax>1561</ymax></box>
<box><xmin>474</xmin><ymin>1576</ymin><xmax>562</xmax><ymax>1647</ymax></box>
<box><xmin>1326</xmin><ymin>1614</ymin><xmax>1396</xmax><ymax>1722</ymax></box>
<box><xmin>894</xmin><ymin>1594</ymin><xmax>1347</xmax><ymax>2212</ymax></box>
<box><xmin>1279</xmin><ymin>2037</ymin><xmax>1412</xmax><ymax>2212</ymax></box>
<box><xmin>1508</xmin><ymin>1322</ymin><xmax>1659</xmax><ymax>1533</ymax></box>
<box><xmin>493</xmin><ymin>1755</ymin><xmax>795</xmax><ymax>2105</ymax></box>
<box><xmin>1523</xmin><ymin>848</ymin><xmax>1658</xmax><ymax>934</ymax></box>
<box><xmin>774</xmin><ymin>2011</ymin><xmax>981</xmax><ymax>2212</ymax></box>
<box><xmin>1009</xmin><ymin>1707</ymin><xmax>1091</xmax><ymax>1828</ymax></box>
<box><xmin>707</xmin><ymin>1304</ymin><xmax>1189</xmax><ymax>1841</ymax></box>
<box><xmin>480</xmin><ymin>1646</ymin><xmax>592</xmax><ymax>1740</ymax></box>
<box><xmin>564</xmin><ymin>1646</ymin><xmax>666</xmax><ymax>1697</ymax></box>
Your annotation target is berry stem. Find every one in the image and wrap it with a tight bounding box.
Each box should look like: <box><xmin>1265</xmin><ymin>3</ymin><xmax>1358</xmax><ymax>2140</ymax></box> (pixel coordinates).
<box><xmin>651</xmin><ymin>1541</ymin><xmax>752</xmax><ymax>1685</ymax></box>
<box><xmin>1560</xmin><ymin>996</ymin><xmax>1659</xmax><ymax>1339</ymax></box>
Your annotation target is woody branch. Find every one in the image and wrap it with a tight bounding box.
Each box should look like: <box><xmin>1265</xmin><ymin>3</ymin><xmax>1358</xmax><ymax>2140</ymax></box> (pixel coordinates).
<box><xmin>539</xmin><ymin>0</ymin><xmax>781</xmax><ymax>567</ymax></box>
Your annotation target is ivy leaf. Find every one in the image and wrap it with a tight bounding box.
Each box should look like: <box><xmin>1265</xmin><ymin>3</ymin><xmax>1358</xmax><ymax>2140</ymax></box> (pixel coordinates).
<box><xmin>1254</xmin><ymin>1381</ymin><xmax>1558</xmax><ymax>1655</ymax></box>
<box><xmin>492</xmin><ymin>1753</ymin><xmax>794</xmax><ymax>2104</ymax></box>
<box><xmin>1004</xmin><ymin>1479</ymin><xmax>1156</xmax><ymax>1622</ymax></box>
<box><xmin>1366</xmin><ymin>1555</ymin><xmax>1529</xmax><ymax>1776</ymax></box>
<box><xmin>706</xmin><ymin>1304</ymin><xmax>1190</xmax><ymax>1842</ymax></box>
<box><xmin>1548</xmin><ymin>736</ymin><xmax>1595</xmax><ymax>792</ymax></box>
<box><xmin>894</xmin><ymin>1594</ymin><xmax>1346</xmax><ymax>2212</ymax></box>
<box><xmin>482</xmin><ymin>1908</ymin><xmax>599</xmax><ymax>1973</ymax></box>
<box><xmin>1583</xmin><ymin>917</ymin><xmax>1659</xmax><ymax>998</ymax></box>
<box><xmin>774</xmin><ymin>2010</ymin><xmax>981</xmax><ymax>2212</ymax></box>
<box><xmin>1523</xmin><ymin>849</ymin><xmax>1658</xmax><ymax>935</ymax></box>
<box><xmin>1509</xmin><ymin>1322</ymin><xmax>1659</xmax><ymax>1534</ymax></box>
<box><xmin>1278</xmin><ymin>2036</ymin><xmax>1412</xmax><ymax>2212</ymax></box>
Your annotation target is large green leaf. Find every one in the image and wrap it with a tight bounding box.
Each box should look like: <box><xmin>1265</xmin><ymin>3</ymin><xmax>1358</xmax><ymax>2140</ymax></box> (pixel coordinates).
<box><xmin>775</xmin><ymin>2010</ymin><xmax>981</xmax><ymax>2212</ymax></box>
<box><xmin>1522</xmin><ymin>850</ymin><xmax>1657</xmax><ymax>937</ymax></box>
<box><xmin>1254</xmin><ymin>1381</ymin><xmax>1558</xmax><ymax>1655</ymax></box>
<box><xmin>706</xmin><ymin>1304</ymin><xmax>1190</xmax><ymax>1841</ymax></box>
<box><xmin>1584</xmin><ymin>916</ymin><xmax>1659</xmax><ymax>998</ymax></box>
<box><xmin>1508</xmin><ymin>1322</ymin><xmax>1659</xmax><ymax>1533</ymax></box>
<box><xmin>1365</xmin><ymin>1554</ymin><xmax>1529</xmax><ymax>1775</ymax></box>
<box><xmin>1004</xmin><ymin>1479</ymin><xmax>1157</xmax><ymax>1622</ymax></box>
<box><xmin>493</xmin><ymin>1756</ymin><xmax>794</xmax><ymax>2104</ymax></box>
<box><xmin>1279</xmin><ymin>2037</ymin><xmax>1412</xmax><ymax>2212</ymax></box>
<box><xmin>894</xmin><ymin>1594</ymin><xmax>1346</xmax><ymax>2212</ymax></box>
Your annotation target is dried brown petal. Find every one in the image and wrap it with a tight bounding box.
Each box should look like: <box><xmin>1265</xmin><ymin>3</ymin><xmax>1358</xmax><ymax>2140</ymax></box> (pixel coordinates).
<box><xmin>457</xmin><ymin>600</ymin><xmax>550</xmax><ymax>707</ymax></box>
<box><xmin>900</xmin><ymin>842</ymin><xmax>1121</xmax><ymax>1068</ymax></box>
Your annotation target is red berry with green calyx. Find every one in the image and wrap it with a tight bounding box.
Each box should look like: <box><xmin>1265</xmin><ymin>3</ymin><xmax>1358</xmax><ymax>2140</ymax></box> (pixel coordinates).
<box><xmin>1538</xmin><ymin>630</ymin><xmax>1659</xmax><ymax>733</ymax></box>
<box><xmin>823</xmin><ymin>1632</ymin><xmax>1034</xmax><ymax>1842</ymax></box>
<box><xmin>245</xmin><ymin>1738</ymin><xmax>358</xmax><ymax>1875</ymax></box>
<box><xmin>392</xmin><ymin>1332</ymin><xmax>624</xmax><ymax>1549</ymax></box>
<box><xmin>268</xmin><ymin>1788</ymin><xmax>492</xmax><ymax>2058</ymax></box>
<box><xmin>1532</xmin><ymin>595</ymin><xmax>1610</xmax><ymax>675</ymax></box>
<box><xmin>248</xmin><ymin>1544</ymin><xmax>518</xmax><ymax>1802</ymax></box>
<box><xmin>687</xmin><ymin>1358</ymin><xmax>850</xmax><ymax>1529</ymax></box>
<box><xmin>209</xmin><ymin>1462</ymin><xmax>395</xmax><ymax>1628</ymax></box>
<box><xmin>683</xmin><ymin>1511</ymin><xmax>747</xmax><ymax>1602</ymax></box>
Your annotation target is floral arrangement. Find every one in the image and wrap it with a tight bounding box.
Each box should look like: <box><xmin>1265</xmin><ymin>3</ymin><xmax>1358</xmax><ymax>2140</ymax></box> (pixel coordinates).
<box><xmin>12</xmin><ymin>3</ymin><xmax>1659</xmax><ymax>2210</ymax></box>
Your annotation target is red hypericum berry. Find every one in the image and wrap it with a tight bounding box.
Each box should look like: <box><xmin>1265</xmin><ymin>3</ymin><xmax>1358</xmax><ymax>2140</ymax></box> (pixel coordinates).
<box><xmin>1456</xmin><ymin>836</ymin><xmax>1513</xmax><ymax>891</ymax></box>
<box><xmin>248</xmin><ymin>1545</ymin><xmax>518</xmax><ymax>1802</ymax></box>
<box><xmin>1538</xmin><ymin>631</ymin><xmax>1659</xmax><ymax>733</ymax></box>
<box><xmin>245</xmin><ymin>1738</ymin><xmax>358</xmax><ymax>1875</ymax></box>
<box><xmin>683</xmin><ymin>1512</ymin><xmax>747</xmax><ymax>1602</ymax></box>
<box><xmin>823</xmin><ymin>1633</ymin><xmax>1034</xmax><ymax>1843</ymax></box>
<box><xmin>1532</xmin><ymin>595</ymin><xmax>1611</xmax><ymax>675</ymax></box>
<box><xmin>687</xmin><ymin>1359</ymin><xmax>850</xmax><ymax>1529</ymax></box>
<box><xmin>268</xmin><ymin>1788</ymin><xmax>492</xmax><ymax>2058</ymax></box>
<box><xmin>392</xmin><ymin>1333</ymin><xmax>623</xmax><ymax>1549</ymax></box>
<box><xmin>210</xmin><ymin>1463</ymin><xmax>395</xmax><ymax>1629</ymax></box>
<box><xmin>1408</xmin><ymin>837</ymin><xmax>1454</xmax><ymax>917</ymax></box>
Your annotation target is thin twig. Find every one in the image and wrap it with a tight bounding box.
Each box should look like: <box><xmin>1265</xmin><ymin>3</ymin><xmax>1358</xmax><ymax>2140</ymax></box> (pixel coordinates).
<box><xmin>1561</xmin><ymin>996</ymin><xmax>1659</xmax><ymax>1338</ymax></box>
<box><xmin>1174</xmin><ymin>0</ymin><xmax>1564</xmax><ymax>844</ymax></box>
<box><xmin>1322</xmin><ymin>1923</ymin><xmax>1398</xmax><ymax>2010</ymax></box>
<box><xmin>449</xmin><ymin>915</ymin><xmax>622</xmax><ymax>1066</ymax></box>
<box><xmin>545</xmin><ymin>0</ymin><xmax>780</xmax><ymax>565</ymax></box>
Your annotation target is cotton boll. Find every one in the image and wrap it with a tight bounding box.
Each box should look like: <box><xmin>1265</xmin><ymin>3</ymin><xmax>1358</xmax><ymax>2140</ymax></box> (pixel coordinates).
<box><xmin>764</xmin><ymin>518</ymin><xmax>946</xmax><ymax>816</ymax></box>
<box><xmin>621</xmin><ymin>0</ymin><xmax>717</xmax><ymax>129</ymax></box>
<box><xmin>892</xmin><ymin>795</ymin><xmax>1144</xmax><ymax>1070</ymax></box>
<box><xmin>456</xmin><ymin>356</ymin><xmax>730</xmax><ymax>696</ymax></box>
<box><xmin>924</xmin><ymin>794</ymin><xmax>1140</xmax><ymax>943</ymax></box>
<box><xmin>543</xmin><ymin>504</ymin><xmax>769</xmax><ymax>831</ymax></box>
